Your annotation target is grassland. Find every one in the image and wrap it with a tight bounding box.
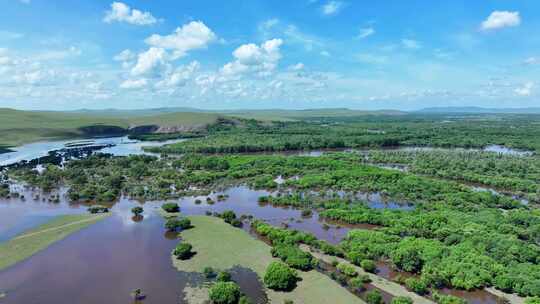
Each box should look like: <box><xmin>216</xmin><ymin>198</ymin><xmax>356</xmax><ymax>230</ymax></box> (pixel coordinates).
<box><xmin>0</xmin><ymin>108</ymin><xmax>221</xmax><ymax>147</ymax></box>
<box><xmin>174</xmin><ymin>216</ymin><xmax>364</xmax><ymax>304</ymax></box>
<box><xmin>0</xmin><ymin>213</ymin><xmax>109</xmax><ymax>270</ymax></box>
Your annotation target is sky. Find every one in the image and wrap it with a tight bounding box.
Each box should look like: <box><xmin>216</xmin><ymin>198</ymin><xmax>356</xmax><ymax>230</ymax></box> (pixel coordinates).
<box><xmin>0</xmin><ymin>0</ymin><xmax>539</xmax><ymax>110</ymax></box>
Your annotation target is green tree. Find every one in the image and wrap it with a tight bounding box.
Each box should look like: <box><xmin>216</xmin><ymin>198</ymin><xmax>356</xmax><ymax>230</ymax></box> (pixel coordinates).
<box><xmin>263</xmin><ymin>261</ymin><xmax>299</xmax><ymax>291</ymax></box>
<box><xmin>208</xmin><ymin>281</ymin><xmax>240</xmax><ymax>304</ymax></box>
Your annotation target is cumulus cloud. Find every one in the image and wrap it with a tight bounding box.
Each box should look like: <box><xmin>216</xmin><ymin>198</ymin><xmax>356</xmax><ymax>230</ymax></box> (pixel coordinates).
<box><xmin>358</xmin><ymin>27</ymin><xmax>375</xmax><ymax>39</ymax></box>
<box><xmin>481</xmin><ymin>11</ymin><xmax>521</xmax><ymax>31</ymax></box>
<box><xmin>156</xmin><ymin>61</ymin><xmax>200</xmax><ymax>88</ymax></box>
<box><xmin>131</xmin><ymin>47</ymin><xmax>168</xmax><ymax>76</ymax></box>
<box><xmin>321</xmin><ymin>1</ymin><xmax>344</xmax><ymax>16</ymax></box>
<box><xmin>104</xmin><ymin>2</ymin><xmax>157</xmax><ymax>26</ymax></box>
<box><xmin>120</xmin><ymin>78</ymin><xmax>148</xmax><ymax>89</ymax></box>
<box><xmin>220</xmin><ymin>39</ymin><xmax>283</xmax><ymax>77</ymax></box>
<box><xmin>114</xmin><ymin>49</ymin><xmax>136</xmax><ymax>61</ymax></box>
<box><xmin>145</xmin><ymin>21</ymin><xmax>216</xmax><ymax>59</ymax></box>
<box><xmin>514</xmin><ymin>82</ymin><xmax>534</xmax><ymax>96</ymax></box>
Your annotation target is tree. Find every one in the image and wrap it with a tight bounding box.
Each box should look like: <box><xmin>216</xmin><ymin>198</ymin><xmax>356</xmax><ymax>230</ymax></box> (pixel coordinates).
<box><xmin>131</xmin><ymin>206</ymin><xmax>143</xmax><ymax>216</ymax></box>
<box><xmin>217</xmin><ymin>271</ymin><xmax>232</xmax><ymax>282</ymax></box>
<box><xmin>263</xmin><ymin>261</ymin><xmax>299</xmax><ymax>291</ymax></box>
<box><xmin>161</xmin><ymin>202</ymin><xmax>180</xmax><ymax>213</ymax></box>
<box><xmin>405</xmin><ymin>277</ymin><xmax>428</xmax><ymax>295</ymax></box>
<box><xmin>366</xmin><ymin>290</ymin><xmax>383</xmax><ymax>304</ymax></box>
<box><xmin>360</xmin><ymin>259</ymin><xmax>377</xmax><ymax>273</ymax></box>
<box><xmin>208</xmin><ymin>281</ymin><xmax>240</xmax><ymax>304</ymax></box>
<box><xmin>337</xmin><ymin>262</ymin><xmax>357</xmax><ymax>277</ymax></box>
<box><xmin>173</xmin><ymin>242</ymin><xmax>194</xmax><ymax>260</ymax></box>
<box><xmin>165</xmin><ymin>218</ymin><xmax>192</xmax><ymax>231</ymax></box>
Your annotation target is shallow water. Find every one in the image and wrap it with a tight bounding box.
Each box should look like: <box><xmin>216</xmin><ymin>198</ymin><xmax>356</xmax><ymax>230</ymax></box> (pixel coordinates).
<box><xmin>0</xmin><ymin>136</ymin><xmax>186</xmax><ymax>167</ymax></box>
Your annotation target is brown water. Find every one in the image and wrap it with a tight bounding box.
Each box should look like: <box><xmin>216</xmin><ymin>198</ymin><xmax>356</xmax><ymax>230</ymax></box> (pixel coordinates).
<box><xmin>440</xmin><ymin>288</ymin><xmax>504</xmax><ymax>304</ymax></box>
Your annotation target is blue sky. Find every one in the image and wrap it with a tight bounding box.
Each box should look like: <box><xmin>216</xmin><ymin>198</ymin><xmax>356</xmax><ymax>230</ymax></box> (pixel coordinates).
<box><xmin>0</xmin><ymin>0</ymin><xmax>539</xmax><ymax>110</ymax></box>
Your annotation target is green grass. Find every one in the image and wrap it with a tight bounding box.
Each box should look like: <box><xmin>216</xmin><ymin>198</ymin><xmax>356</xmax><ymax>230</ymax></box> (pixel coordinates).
<box><xmin>227</xmin><ymin>108</ymin><xmax>405</xmax><ymax>121</ymax></box>
<box><xmin>174</xmin><ymin>216</ymin><xmax>364</xmax><ymax>304</ymax></box>
<box><xmin>0</xmin><ymin>108</ymin><xmax>221</xmax><ymax>147</ymax></box>
<box><xmin>0</xmin><ymin>213</ymin><xmax>109</xmax><ymax>270</ymax></box>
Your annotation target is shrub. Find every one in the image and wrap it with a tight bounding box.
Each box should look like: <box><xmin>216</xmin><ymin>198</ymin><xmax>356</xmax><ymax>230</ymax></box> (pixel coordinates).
<box><xmin>221</xmin><ymin>210</ymin><xmax>237</xmax><ymax>224</ymax></box>
<box><xmin>405</xmin><ymin>277</ymin><xmax>428</xmax><ymax>295</ymax></box>
<box><xmin>349</xmin><ymin>277</ymin><xmax>366</xmax><ymax>290</ymax></box>
<box><xmin>526</xmin><ymin>298</ymin><xmax>540</xmax><ymax>304</ymax></box>
<box><xmin>301</xmin><ymin>209</ymin><xmax>313</xmax><ymax>217</ymax></box>
<box><xmin>271</xmin><ymin>243</ymin><xmax>315</xmax><ymax>271</ymax></box>
<box><xmin>239</xmin><ymin>295</ymin><xmax>252</xmax><ymax>304</ymax></box>
<box><xmin>208</xmin><ymin>281</ymin><xmax>240</xmax><ymax>304</ymax></box>
<box><xmin>204</xmin><ymin>267</ymin><xmax>217</xmax><ymax>278</ymax></box>
<box><xmin>172</xmin><ymin>242</ymin><xmax>193</xmax><ymax>260</ymax></box>
<box><xmin>195</xmin><ymin>199</ymin><xmax>202</xmax><ymax>205</ymax></box>
<box><xmin>217</xmin><ymin>271</ymin><xmax>232</xmax><ymax>282</ymax></box>
<box><xmin>366</xmin><ymin>290</ymin><xmax>384</xmax><ymax>304</ymax></box>
<box><xmin>131</xmin><ymin>206</ymin><xmax>144</xmax><ymax>215</ymax></box>
<box><xmin>360</xmin><ymin>259</ymin><xmax>377</xmax><ymax>273</ymax></box>
<box><xmin>391</xmin><ymin>296</ymin><xmax>413</xmax><ymax>304</ymax></box>
<box><xmin>263</xmin><ymin>261</ymin><xmax>299</xmax><ymax>291</ymax></box>
<box><xmin>162</xmin><ymin>202</ymin><xmax>179</xmax><ymax>213</ymax></box>
<box><xmin>283</xmin><ymin>300</ymin><xmax>294</xmax><ymax>304</ymax></box>
<box><xmin>337</xmin><ymin>262</ymin><xmax>357</xmax><ymax>277</ymax></box>
<box><xmin>165</xmin><ymin>217</ymin><xmax>191</xmax><ymax>231</ymax></box>
<box><xmin>87</xmin><ymin>205</ymin><xmax>109</xmax><ymax>214</ymax></box>
<box><xmin>432</xmin><ymin>292</ymin><xmax>467</xmax><ymax>304</ymax></box>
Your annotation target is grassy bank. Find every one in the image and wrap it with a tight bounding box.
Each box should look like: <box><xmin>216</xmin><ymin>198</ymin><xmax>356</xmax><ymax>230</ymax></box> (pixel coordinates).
<box><xmin>0</xmin><ymin>214</ymin><xmax>109</xmax><ymax>270</ymax></box>
<box><xmin>174</xmin><ymin>216</ymin><xmax>364</xmax><ymax>304</ymax></box>
<box><xmin>0</xmin><ymin>108</ymin><xmax>221</xmax><ymax>147</ymax></box>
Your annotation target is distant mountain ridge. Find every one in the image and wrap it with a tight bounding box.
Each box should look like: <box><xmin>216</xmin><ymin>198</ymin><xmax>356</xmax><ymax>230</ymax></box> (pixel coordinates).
<box><xmin>418</xmin><ymin>107</ymin><xmax>540</xmax><ymax>114</ymax></box>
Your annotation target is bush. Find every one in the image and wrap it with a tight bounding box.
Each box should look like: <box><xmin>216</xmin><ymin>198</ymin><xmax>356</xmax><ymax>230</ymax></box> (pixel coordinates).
<box><xmin>87</xmin><ymin>205</ymin><xmax>109</xmax><ymax>214</ymax></box>
<box><xmin>131</xmin><ymin>206</ymin><xmax>144</xmax><ymax>215</ymax></box>
<box><xmin>360</xmin><ymin>260</ymin><xmax>377</xmax><ymax>273</ymax></box>
<box><xmin>263</xmin><ymin>261</ymin><xmax>299</xmax><ymax>291</ymax></box>
<box><xmin>349</xmin><ymin>277</ymin><xmax>366</xmax><ymax>290</ymax></box>
<box><xmin>271</xmin><ymin>243</ymin><xmax>315</xmax><ymax>271</ymax></box>
<box><xmin>195</xmin><ymin>199</ymin><xmax>202</xmax><ymax>205</ymax></box>
<box><xmin>162</xmin><ymin>202</ymin><xmax>179</xmax><ymax>213</ymax></box>
<box><xmin>222</xmin><ymin>210</ymin><xmax>237</xmax><ymax>224</ymax></box>
<box><xmin>391</xmin><ymin>296</ymin><xmax>413</xmax><ymax>304</ymax></box>
<box><xmin>432</xmin><ymin>292</ymin><xmax>467</xmax><ymax>304</ymax></box>
<box><xmin>239</xmin><ymin>295</ymin><xmax>252</xmax><ymax>304</ymax></box>
<box><xmin>208</xmin><ymin>281</ymin><xmax>240</xmax><ymax>304</ymax></box>
<box><xmin>366</xmin><ymin>290</ymin><xmax>384</xmax><ymax>304</ymax></box>
<box><xmin>337</xmin><ymin>262</ymin><xmax>357</xmax><ymax>277</ymax></box>
<box><xmin>405</xmin><ymin>277</ymin><xmax>428</xmax><ymax>295</ymax></box>
<box><xmin>301</xmin><ymin>209</ymin><xmax>313</xmax><ymax>217</ymax></box>
<box><xmin>204</xmin><ymin>267</ymin><xmax>217</xmax><ymax>279</ymax></box>
<box><xmin>165</xmin><ymin>218</ymin><xmax>191</xmax><ymax>231</ymax></box>
<box><xmin>526</xmin><ymin>298</ymin><xmax>540</xmax><ymax>304</ymax></box>
<box><xmin>217</xmin><ymin>271</ymin><xmax>232</xmax><ymax>282</ymax></box>
<box><xmin>172</xmin><ymin>242</ymin><xmax>194</xmax><ymax>260</ymax></box>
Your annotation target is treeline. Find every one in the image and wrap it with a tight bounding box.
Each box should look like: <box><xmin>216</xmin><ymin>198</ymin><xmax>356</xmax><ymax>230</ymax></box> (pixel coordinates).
<box><xmin>366</xmin><ymin>150</ymin><xmax>540</xmax><ymax>203</ymax></box>
<box><xmin>145</xmin><ymin>114</ymin><xmax>540</xmax><ymax>154</ymax></box>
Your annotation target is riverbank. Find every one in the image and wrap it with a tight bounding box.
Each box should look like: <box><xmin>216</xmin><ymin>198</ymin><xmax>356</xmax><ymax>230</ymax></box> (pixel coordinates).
<box><xmin>0</xmin><ymin>213</ymin><xmax>110</xmax><ymax>270</ymax></box>
<box><xmin>173</xmin><ymin>215</ymin><xmax>365</xmax><ymax>304</ymax></box>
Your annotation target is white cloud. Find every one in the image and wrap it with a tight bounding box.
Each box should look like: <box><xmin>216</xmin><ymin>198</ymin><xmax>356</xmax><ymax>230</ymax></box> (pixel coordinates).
<box><xmin>0</xmin><ymin>30</ymin><xmax>24</xmax><ymax>40</ymax></box>
<box><xmin>104</xmin><ymin>2</ymin><xmax>157</xmax><ymax>26</ymax></box>
<box><xmin>145</xmin><ymin>21</ymin><xmax>216</xmax><ymax>59</ymax></box>
<box><xmin>402</xmin><ymin>38</ymin><xmax>421</xmax><ymax>50</ymax></box>
<box><xmin>481</xmin><ymin>11</ymin><xmax>521</xmax><ymax>31</ymax></box>
<box><xmin>523</xmin><ymin>57</ymin><xmax>538</xmax><ymax>65</ymax></box>
<box><xmin>358</xmin><ymin>27</ymin><xmax>375</xmax><ymax>39</ymax></box>
<box><xmin>114</xmin><ymin>49</ymin><xmax>136</xmax><ymax>61</ymax></box>
<box><xmin>289</xmin><ymin>63</ymin><xmax>305</xmax><ymax>71</ymax></box>
<box><xmin>120</xmin><ymin>78</ymin><xmax>148</xmax><ymax>89</ymax></box>
<box><xmin>156</xmin><ymin>61</ymin><xmax>200</xmax><ymax>88</ymax></box>
<box><xmin>220</xmin><ymin>39</ymin><xmax>283</xmax><ymax>77</ymax></box>
<box><xmin>131</xmin><ymin>47</ymin><xmax>168</xmax><ymax>76</ymax></box>
<box><xmin>320</xmin><ymin>50</ymin><xmax>330</xmax><ymax>57</ymax></box>
<box><xmin>321</xmin><ymin>1</ymin><xmax>344</xmax><ymax>16</ymax></box>
<box><xmin>514</xmin><ymin>82</ymin><xmax>534</xmax><ymax>96</ymax></box>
